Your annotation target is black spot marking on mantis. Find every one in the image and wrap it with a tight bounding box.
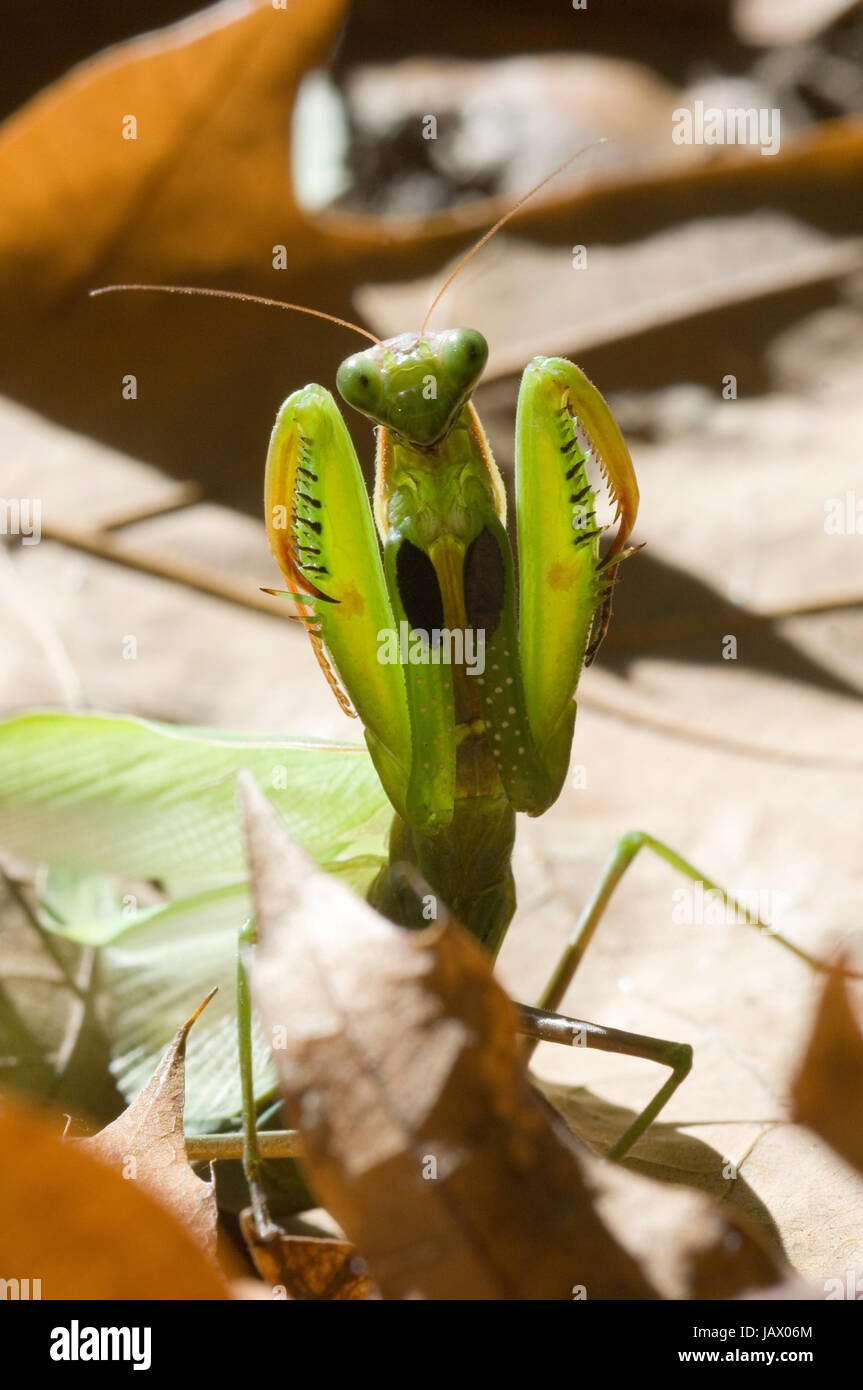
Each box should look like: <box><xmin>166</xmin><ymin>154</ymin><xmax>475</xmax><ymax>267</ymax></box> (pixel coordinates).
<box><xmin>297</xmin><ymin>491</ymin><xmax>322</xmax><ymax>508</ymax></box>
<box><xmin>560</xmin><ymin>438</ymin><xmax>579</xmax><ymax>455</ymax></box>
<box><xmin>569</xmin><ymin>485</ymin><xmax>591</xmax><ymax>505</ymax></box>
<box><xmin>464</xmin><ymin>528</ymin><xmax>505</xmax><ymax>638</ymax></box>
<box><xmin>396</xmin><ymin>540</ymin><xmax>444</xmax><ymax>632</ymax></box>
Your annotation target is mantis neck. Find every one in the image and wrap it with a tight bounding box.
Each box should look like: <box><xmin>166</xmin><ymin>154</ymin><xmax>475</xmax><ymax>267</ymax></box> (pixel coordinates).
<box><xmin>367</xmin><ymin>734</ymin><xmax>517</xmax><ymax>957</ymax></box>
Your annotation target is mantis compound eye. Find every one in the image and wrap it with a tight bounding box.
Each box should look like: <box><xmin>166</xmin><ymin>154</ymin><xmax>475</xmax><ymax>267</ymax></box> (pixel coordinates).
<box><xmin>440</xmin><ymin>328</ymin><xmax>488</xmax><ymax>388</ymax></box>
<box><xmin>336</xmin><ymin>353</ymin><xmax>384</xmax><ymax>413</ymax></box>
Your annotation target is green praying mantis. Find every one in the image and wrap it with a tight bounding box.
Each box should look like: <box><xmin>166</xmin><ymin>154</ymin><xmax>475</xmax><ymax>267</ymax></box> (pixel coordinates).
<box><xmin>93</xmin><ymin>156</ymin><xmax>829</xmax><ymax>1162</ymax></box>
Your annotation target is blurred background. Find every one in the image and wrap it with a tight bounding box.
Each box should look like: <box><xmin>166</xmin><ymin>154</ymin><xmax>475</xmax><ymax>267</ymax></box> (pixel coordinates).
<box><xmin>1</xmin><ymin>0</ymin><xmax>863</xmax><ymax>506</ymax></box>
<box><xmin>1</xmin><ymin>0</ymin><xmax>862</xmax><ymax>1276</ymax></box>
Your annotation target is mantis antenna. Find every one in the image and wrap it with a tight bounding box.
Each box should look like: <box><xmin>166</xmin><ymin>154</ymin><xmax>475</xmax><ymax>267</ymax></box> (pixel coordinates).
<box><xmin>420</xmin><ymin>137</ymin><xmax>608</xmax><ymax>336</ymax></box>
<box><xmin>88</xmin><ymin>284</ymin><xmax>383</xmax><ymax>345</ymax></box>
<box><xmin>91</xmin><ymin>141</ymin><xmax>606</xmax><ymax>346</ymax></box>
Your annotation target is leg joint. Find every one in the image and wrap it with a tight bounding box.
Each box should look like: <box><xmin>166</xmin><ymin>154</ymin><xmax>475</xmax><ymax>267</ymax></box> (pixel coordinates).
<box><xmin>618</xmin><ymin>828</ymin><xmax>651</xmax><ymax>856</ymax></box>
<box><xmin>666</xmin><ymin>1040</ymin><xmax>694</xmax><ymax>1078</ymax></box>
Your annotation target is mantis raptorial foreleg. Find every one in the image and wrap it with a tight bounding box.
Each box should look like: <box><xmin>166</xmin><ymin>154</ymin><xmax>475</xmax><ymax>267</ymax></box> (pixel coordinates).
<box><xmin>514</xmin><ymin>356</ymin><xmax>638</xmax><ymax>796</ymax></box>
<box><xmin>263</xmin><ymin>385</ymin><xmax>418</xmax><ymax>825</ymax></box>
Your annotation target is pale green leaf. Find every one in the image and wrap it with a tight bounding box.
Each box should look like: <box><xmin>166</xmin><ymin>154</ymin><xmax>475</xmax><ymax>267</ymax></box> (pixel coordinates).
<box><xmin>97</xmin><ymin>883</ymin><xmax>274</xmax><ymax>1132</ymax></box>
<box><xmin>0</xmin><ymin>712</ymin><xmax>391</xmax><ymax>1128</ymax></box>
<box><xmin>0</xmin><ymin>713</ymin><xmax>390</xmax><ymax>881</ymax></box>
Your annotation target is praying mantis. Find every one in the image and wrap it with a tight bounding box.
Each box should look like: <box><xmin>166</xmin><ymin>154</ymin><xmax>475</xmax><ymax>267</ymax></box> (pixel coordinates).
<box><xmin>94</xmin><ymin>158</ymin><xmax>827</xmax><ymax>1162</ymax></box>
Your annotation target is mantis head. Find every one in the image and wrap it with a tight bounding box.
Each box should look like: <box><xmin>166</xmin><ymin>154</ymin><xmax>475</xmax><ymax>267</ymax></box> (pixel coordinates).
<box><xmin>335</xmin><ymin>328</ymin><xmax>488</xmax><ymax>448</ymax></box>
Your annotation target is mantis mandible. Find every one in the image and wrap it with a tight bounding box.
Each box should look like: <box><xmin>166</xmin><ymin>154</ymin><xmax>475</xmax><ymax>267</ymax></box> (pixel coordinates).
<box><xmin>93</xmin><ymin>154</ymin><xmax>827</xmax><ymax>1161</ymax></box>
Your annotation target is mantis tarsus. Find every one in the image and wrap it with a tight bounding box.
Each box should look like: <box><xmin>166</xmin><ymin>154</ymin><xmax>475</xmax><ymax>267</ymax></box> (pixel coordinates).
<box><xmin>93</xmin><ymin>156</ymin><xmax>829</xmax><ymax>1163</ymax></box>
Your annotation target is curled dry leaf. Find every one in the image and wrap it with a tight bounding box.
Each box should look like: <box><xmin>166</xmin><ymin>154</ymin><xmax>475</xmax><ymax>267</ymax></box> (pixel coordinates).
<box><xmin>79</xmin><ymin>989</ymin><xmax>219</xmax><ymax>1261</ymax></box>
<box><xmin>791</xmin><ymin>957</ymin><xmax>863</xmax><ymax>1175</ymax></box>
<box><xmin>0</xmin><ymin>1093</ymin><xmax>228</xmax><ymax>1299</ymax></box>
<box><xmin>0</xmin><ymin>0</ymin><xmax>354</xmax><ymax>498</ymax></box>
<box><xmin>240</xmin><ymin>770</ymin><xmax>657</xmax><ymax>1300</ymax></box>
<box><xmin>0</xmin><ymin>0</ymin><xmax>348</xmax><ymax>311</ymax></box>
<box><xmin>239</xmin><ymin>1211</ymin><xmax>379</xmax><ymax>1301</ymax></box>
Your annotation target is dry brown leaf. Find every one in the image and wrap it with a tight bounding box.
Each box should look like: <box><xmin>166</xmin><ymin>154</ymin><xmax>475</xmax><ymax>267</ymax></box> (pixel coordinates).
<box><xmin>585</xmin><ymin>1152</ymin><xmax>787</xmax><ymax>1299</ymax></box>
<box><xmin>791</xmin><ymin>958</ymin><xmax>863</xmax><ymax>1175</ymax></box>
<box><xmin>239</xmin><ymin>773</ymin><xmax>788</xmax><ymax>1300</ymax></box>
<box><xmin>0</xmin><ymin>1091</ymin><xmax>228</xmax><ymax>1299</ymax></box>
<box><xmin>0</xmin><ymin>0</ymin><xmax>347</xmax><ymax>307</ymax></box>
<box><xmin>0</xmin><ymin>0</ymin><xmax>356</xmax><ymax>502</ymax></box>
<box><xmin>240</xmin><ymin>770</ymin><xmax>657</xmax><ymax>1300</ymax></box>
<box><xmin>239</xmin><ymin>1211</ymin><xmax>379</xmax><ymax>1300</ymax></box>
<box><xmin>79</xmin><ymin>989</ymin><xmax>219</xmax><ymax>1260</ymax></box>
<box><xmin>0</xmin><ymin>0</ymin><xmax>546</xmax><ymax>501</ymax></box>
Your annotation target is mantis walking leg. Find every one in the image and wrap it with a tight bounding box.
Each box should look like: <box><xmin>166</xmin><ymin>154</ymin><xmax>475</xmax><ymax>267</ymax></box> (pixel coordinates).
<box><xmin>517</xmin><ymin>830</ymin><xmax>836</xmax><ymax>1160</ymax></box>
<box><xmin>534</xmin><ymin>829</ymin><xmax>827</xmax><ymax>1023</ymax></box>
<box><xmin>520</xmin><ymin>1004</ymin><xmax>692</xmax><ymax>1162</ymax></box>
<box><xmin>390</xmin><ymin>861</ymin><xmax>692</xmax><ymax>1161</ymax></box>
